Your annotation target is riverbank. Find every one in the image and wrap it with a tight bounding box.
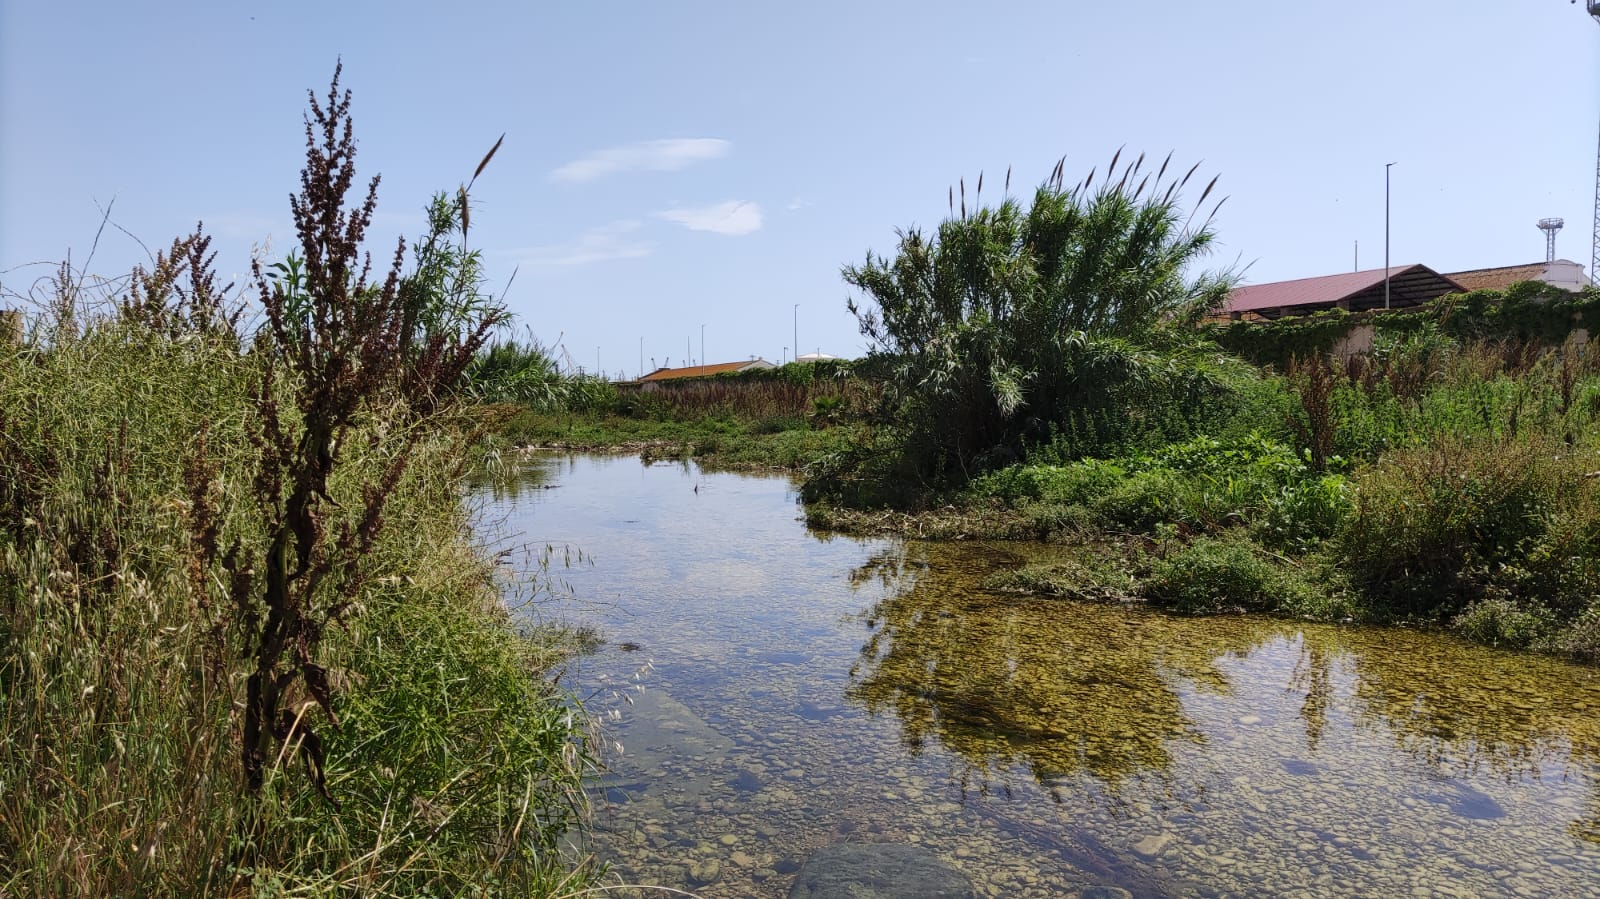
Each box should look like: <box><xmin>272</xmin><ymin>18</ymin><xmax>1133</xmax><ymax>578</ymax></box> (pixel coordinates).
<box><xmin>802</xmin><ymin>340</ymin><xmax>1600</xmax><ymax>663</ymax></box>
<box><xmin>0</xmin><ymin>318</ymin><xmax>601</xmax><ymax>895</ymax></box>
<box><xmin>488</xmin><ymin>405</ymin><xmax>860</xmax><ymax>472</ymax></box>
<box><xmin>481</xmin><ymin>453</ymin><xmax>1600</xmax><ymax>899</ymax></box>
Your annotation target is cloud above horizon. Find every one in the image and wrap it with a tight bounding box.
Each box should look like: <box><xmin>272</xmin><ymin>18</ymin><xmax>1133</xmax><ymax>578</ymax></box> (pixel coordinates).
<box><xmin>656</xmin><ymin>201</ymin><xmax>763</xmax><ymax>236</ymax></box>
<box><xmin>510</xmin><ymin>220</ymin><xmax>655</xmax><ymax>266</ymax></box>
<box><xmin>550</xmin><ymin>138</ymin><xmax>731</xmax><ymax>183</ymax></box>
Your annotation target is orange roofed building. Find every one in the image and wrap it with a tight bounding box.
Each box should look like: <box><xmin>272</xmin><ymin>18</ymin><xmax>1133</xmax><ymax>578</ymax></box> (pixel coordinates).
<box><xmin>636</xmin><ymin>359</ymin><xmax>776</xmax><ymax>383</ymax></box>
<box><xmin>1219</xmin><ymin>265</ymin><xmax>1465</xmax><ymax>321</ymax></box>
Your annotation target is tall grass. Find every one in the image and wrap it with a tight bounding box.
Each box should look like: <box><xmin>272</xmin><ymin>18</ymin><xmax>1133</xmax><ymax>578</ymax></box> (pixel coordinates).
<box><xmin>0</xmin><ymin>66</ymin><xmax>599</xmax><ymax>896</ymax></box>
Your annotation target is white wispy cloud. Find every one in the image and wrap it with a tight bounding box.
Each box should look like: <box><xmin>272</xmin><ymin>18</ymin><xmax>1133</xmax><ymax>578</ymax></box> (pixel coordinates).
<box><xmin>550</xmin><ymin>138</ymin><xmax>731</xmax><ymax>183</ymax></box>
<box><xmin>656</xmin><ymin>201</ymin><xmax>763</xmax><ymax>236</ymax></box>
<box><xmin>786</xmin><ymin>197</ymin><xmax>814</xmax><ymax>211</ymax></box>
<box><xmin>509</xmin><ymin>220</ymin><xmax>655</xmax><ymax>266</ymax></box>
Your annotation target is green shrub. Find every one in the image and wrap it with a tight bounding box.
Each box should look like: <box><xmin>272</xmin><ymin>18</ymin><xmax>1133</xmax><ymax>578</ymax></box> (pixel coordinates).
<box><xmin>967</xmin><ymin>458</ymin><xmax>1127</xmax><ymax>505</ymax></box>
<box><xmin>1142</xmin><ymin>536</ymin><xmax>1273</xmax><ymax>612</ymax></box>
<box><xmin>1336</xmin><ymin>437</ymin><xmax>1562</xmax><ymax>618</ymax></box>
<box><xmin>1142</xmin><ymin>535</ymin><xmax>1314</xmax><ymax>614</ymax></box>
<box><xmin>1453</xmin><ymin>596</ymin><xmax>1556</xmax><ymax>649</ymax></box>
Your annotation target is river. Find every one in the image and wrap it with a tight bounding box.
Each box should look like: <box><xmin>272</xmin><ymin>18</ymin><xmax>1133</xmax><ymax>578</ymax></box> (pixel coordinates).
<box><xmin>477</xmin><ymin>453</ymin><xmax>1600</xmax><ymax>898</ymax></box>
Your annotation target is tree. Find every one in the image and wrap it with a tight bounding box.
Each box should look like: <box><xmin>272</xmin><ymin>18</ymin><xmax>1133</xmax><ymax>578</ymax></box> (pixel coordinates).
<box><xmin>840</xmin><ymin>152</ymin><xmax>1239</xmax><ymax>490</ymax></box>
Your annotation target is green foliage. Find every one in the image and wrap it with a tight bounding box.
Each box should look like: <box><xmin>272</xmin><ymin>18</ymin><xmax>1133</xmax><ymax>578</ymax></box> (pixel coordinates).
<box><xmin>0</xmin><ymin>315</ymin><xmax>594</xmax><ymax>895</ymax></box>
<box><xmin>836</xmin><ymin>152</ymin><xmax>1238</xmax><ymax>492</ymax></box>
<box><xmin>1206</xmin><ymin>284</ymin><xmax>1600</xmax><ymax>369</ymax></box>
<box><xmin>467</xmin><ymin>336</ymin><xmax>564</xmax><ymax>406</ymax></box>
<box><xmin>967</xmin><ymin>433</ymin><xmax>1353</xmax><ymax>549</ymax></box>
<box><xmin>1453</xmin><ymin>596</ymin><xmax>1557</xmax><ymax>650</ymax></box>
<box><xmin>0</xmin><ymin>69</ymin><xmax>594</xmax><ymax>895</ymax></box>
<box><xmin>1141</xmin><ymin>535</ymin><xmax>1295</xmax><ymax>613</ymax></box>
<box><xmin>1335</xmin><ymin>436</ymin><xmax>1581</xmax><ymax>618</ymax></box>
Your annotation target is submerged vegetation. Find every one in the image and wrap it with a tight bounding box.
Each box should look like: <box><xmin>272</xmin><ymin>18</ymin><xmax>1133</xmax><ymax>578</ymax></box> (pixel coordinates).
<box><xmin>0</xmin><ymin>68</ymin><xmax>596</xmax><ymax>895</ymax></box>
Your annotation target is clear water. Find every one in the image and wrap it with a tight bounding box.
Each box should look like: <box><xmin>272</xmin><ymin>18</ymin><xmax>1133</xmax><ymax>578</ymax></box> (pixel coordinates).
<box><xmin>478</xmin><ymin>453</ymin><xmax>1600</xmax><ymax>898</ymax></box>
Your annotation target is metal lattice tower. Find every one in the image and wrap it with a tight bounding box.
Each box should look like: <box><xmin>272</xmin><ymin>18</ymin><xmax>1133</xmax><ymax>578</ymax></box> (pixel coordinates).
<box><xmin>1540</xmin><ymin>218</ymin><xmax>1565</xmax><ymax>262</ymax></box>
<box><xmin>1590</xmin><ymin>3</ymin><xmax>1600</xmax><ymax>279</ymax></box>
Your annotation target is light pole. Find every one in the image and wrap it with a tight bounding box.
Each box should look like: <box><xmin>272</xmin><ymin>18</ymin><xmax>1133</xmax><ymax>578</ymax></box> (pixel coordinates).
<box><xmin>1590</xmin><ymin>4</ymin><xmax>1600</xmax><ymax>283</ymax></box>
<box><xmin>1384</xmin><ymin>162</ymin><xmax>1395</xmax><ymax>310</ymax></box>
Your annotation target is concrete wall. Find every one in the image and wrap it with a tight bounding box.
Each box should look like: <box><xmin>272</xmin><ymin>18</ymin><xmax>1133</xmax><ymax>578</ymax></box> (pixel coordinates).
<box><xmin>1544</xmin><ymin>261</ymin><xmax>1592</xmax><ymax>292</ymax></box>
<box><xmin>1330</xmin><ymin>323</ymin><xmax>1375</xmax><ymax>360</ymax></box>
<box><xmin>0</xmin><ymin>309</ymin><xmax>21</xmax><ymax>347</ymax></box>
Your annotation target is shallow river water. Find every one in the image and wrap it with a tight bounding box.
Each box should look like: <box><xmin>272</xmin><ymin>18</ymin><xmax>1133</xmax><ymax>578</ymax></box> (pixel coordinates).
<box><xmin>479</xmin><ymin>453</ymin><xmax>1600</xmax><ymax>898</ymax></box>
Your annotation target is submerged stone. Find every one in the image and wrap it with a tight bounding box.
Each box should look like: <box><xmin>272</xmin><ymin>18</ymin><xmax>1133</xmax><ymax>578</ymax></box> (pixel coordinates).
<box><xmin>787</xmin><ymin>843</ymin><xmax>976</xmax><ymax>899</ymax></box>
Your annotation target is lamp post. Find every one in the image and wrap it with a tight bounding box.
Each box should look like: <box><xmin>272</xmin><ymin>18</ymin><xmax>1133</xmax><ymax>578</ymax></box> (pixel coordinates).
<box><xmin>1384</xmin><ymin>162</ymin><xmax>1394</xmax><ymax>310</ymax></box>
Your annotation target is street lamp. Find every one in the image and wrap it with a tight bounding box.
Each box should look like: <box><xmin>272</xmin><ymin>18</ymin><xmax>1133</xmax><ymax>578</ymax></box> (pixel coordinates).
<box><xmin>1384</xmin><ymin>162</ymin><xmax>1395</xmax><ymax>310</ymax></box>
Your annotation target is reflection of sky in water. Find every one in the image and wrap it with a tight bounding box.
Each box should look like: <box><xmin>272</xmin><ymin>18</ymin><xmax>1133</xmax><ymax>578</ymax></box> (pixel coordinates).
<box><xmin>481</xmin><ymin>454</ymin><xmax>1600</xmax><ymax>898</ymax></box>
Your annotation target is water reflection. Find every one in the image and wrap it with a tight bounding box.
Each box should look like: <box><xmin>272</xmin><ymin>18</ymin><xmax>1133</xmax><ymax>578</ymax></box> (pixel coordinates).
<box><xmin>846</xmin><ymin>539</ymin><xmax>1600</xmax><ymax>837</ymax></box>
<box><xmin>847</xmin><ymin>544</ymin><xmax>1218</xmax><ymax>790</ymax></box>
<box><xmin>485</xmin><ymin>454</ymin><xmax>1600</xmax><ymax>897</ymax></box>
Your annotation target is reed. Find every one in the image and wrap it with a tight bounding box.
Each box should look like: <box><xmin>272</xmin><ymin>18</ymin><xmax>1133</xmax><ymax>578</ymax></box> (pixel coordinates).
<box><xmin>0</xmin><ymin>66</ymin><xmax>598</xmax><ymax>896</ymax></box>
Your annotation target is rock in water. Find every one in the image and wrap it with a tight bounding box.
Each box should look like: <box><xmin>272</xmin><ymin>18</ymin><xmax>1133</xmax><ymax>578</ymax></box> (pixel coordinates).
<box><xmin>787</xmin><ymin>843</ymin><xmax>976</xmax><ymax>899</ymax></box>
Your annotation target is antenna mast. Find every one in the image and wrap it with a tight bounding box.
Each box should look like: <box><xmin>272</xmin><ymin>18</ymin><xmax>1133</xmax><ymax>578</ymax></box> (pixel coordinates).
<box><xmin>1539</xmin><ymin>218</ymin><xmax>1565</xmax><ymax>263</ymax></box>
<box><xmin>1589</xmin><ymin>3</ymin><xmax>1600</xmax><ymax>279</ymax></box>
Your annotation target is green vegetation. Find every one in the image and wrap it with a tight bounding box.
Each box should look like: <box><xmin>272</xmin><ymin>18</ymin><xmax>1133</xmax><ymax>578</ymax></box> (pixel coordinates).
<box><xmin>489</xmin><ymin>360</ymin><xmax>870</xmax><ymax>471</ymax></box>
<box><xmin>806</xmin><ymin>151</ymin><xmax>1600</xmax><ymax>662</ymax></box>
<box><xmin>1206</xmin><ymin>281</ymin><xmax>1600</xmax><ymax>368</ymax></box>
<box><xmin>0</xmin><ymin>68</ymin><xmax>596</xmax><ymax>895</ymax></box>
<box><xmin>804</xmin><ymin>152</ymin><xmax>1239</xmax><ymax>506</ymax></box>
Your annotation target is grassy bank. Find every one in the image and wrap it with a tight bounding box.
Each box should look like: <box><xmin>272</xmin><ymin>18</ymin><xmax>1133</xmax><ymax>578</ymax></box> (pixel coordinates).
<box><xmin>809</xmin><ymin>332</ymin><xmax>1600</xmax><ymax>660</ymax></box>
<box><xmin>0</xmin><ymin>314</ymin><xmax>598</xmax><ymax>895</ymax></box>
<box><xmin>0</xmin><ymin>68</ymin><xmax>599</xmax><ymax>896</ymax></box>
<box><xmin>491</xmin><ymin>407</ymin><xmax>858</xmax><ymax>471</ymax></box>
<box><xmin>802</xmin><ymin>153</ymin><xmax>1600</xmax><ymax>661</ymax></box>
<box><xmin>480</xmin><ymin>362</ymin><xmax>870</xmax><ymax>472</ymax></box>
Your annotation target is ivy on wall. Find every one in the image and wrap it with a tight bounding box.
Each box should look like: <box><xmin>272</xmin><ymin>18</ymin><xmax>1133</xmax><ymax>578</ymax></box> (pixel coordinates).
<box><xmin>1202</xmin><ymin>283</ymin><xmax>1600</xmax><ymax>367</ymax></box>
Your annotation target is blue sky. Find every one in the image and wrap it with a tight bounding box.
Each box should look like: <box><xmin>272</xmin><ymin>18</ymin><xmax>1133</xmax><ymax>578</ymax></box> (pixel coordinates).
<box><xmin>3</xmin><ymin>1</ymin><xmax>1598</xmax><ymax>376</ymax></box>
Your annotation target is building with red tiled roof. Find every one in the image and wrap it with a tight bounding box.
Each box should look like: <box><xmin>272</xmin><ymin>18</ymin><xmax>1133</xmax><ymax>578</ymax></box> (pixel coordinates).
<box><xmin>1220</xmin><ymin>265</ymin><xmax>1465</xmax><ymax>320</ymax></box>
<box><xmin>1445</xmin><ymin>259</ymin><xmax>1591</xmax><ymax>293</ymax></box>
<box><xmin>636</xmin><ymin>359</ymin><xmax>775</xmax><ymax>383</ymax></box>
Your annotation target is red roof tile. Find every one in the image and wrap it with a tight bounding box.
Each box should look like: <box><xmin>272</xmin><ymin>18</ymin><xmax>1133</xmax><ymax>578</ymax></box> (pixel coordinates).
<box><xmin>1223</xmin><ymin>265</ymin><xmax>1463</xmax><ymax>315</ymax></box>
<box><xmin>1444</xmin><ymin>262</ymin><xmax>1548</xmax><ymax>292</ymax></box>
<box><xmin>638</xmin><ymin>360</ymin><xmax>764</xmax><ymax>382</ymax></box>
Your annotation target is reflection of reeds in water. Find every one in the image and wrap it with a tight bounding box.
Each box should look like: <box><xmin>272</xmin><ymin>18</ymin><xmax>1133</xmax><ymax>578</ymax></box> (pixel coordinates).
<box><xmin>845</xmin><ymin>541</ymin><xmax>1600</xmax><ymax>841</ymax></box>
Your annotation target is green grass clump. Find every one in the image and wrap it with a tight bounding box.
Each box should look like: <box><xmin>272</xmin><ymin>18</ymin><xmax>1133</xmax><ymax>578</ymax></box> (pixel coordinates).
<box><xmin>0</xmin><ymin>318</ymin><xmax>597</xmax><ymax>896</ymax></box>
<box><xmin>1142</xmin><ymin>535</ymin><xmax>1312</xmax><ymax>614</ymax></box>
<box><xmin>0</xmin><ymin>63</ymin><xmax>601</xmax><ymax>892</ymax></box>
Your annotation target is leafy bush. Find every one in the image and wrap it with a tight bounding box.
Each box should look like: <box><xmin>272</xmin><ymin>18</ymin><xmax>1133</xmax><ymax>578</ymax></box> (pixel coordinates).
<box><xmin>1141</xmin><ymin>535</ymin><xmax>1292</xmax><ymax>613</ymax></box>
<box><xmin>835</xmin><ymin>151</ymin><xmax>1238</xmax><ymax>494</ymax></box>
<box><xmin>1453</xmin><ymin>596</ymin><xmax>1556</xmax><ymax>649</ymax></box>
<box><xmin>1336</xmin><ymin>437</ymin><xmax>1566</xmax><ymax>617</ymax></box>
